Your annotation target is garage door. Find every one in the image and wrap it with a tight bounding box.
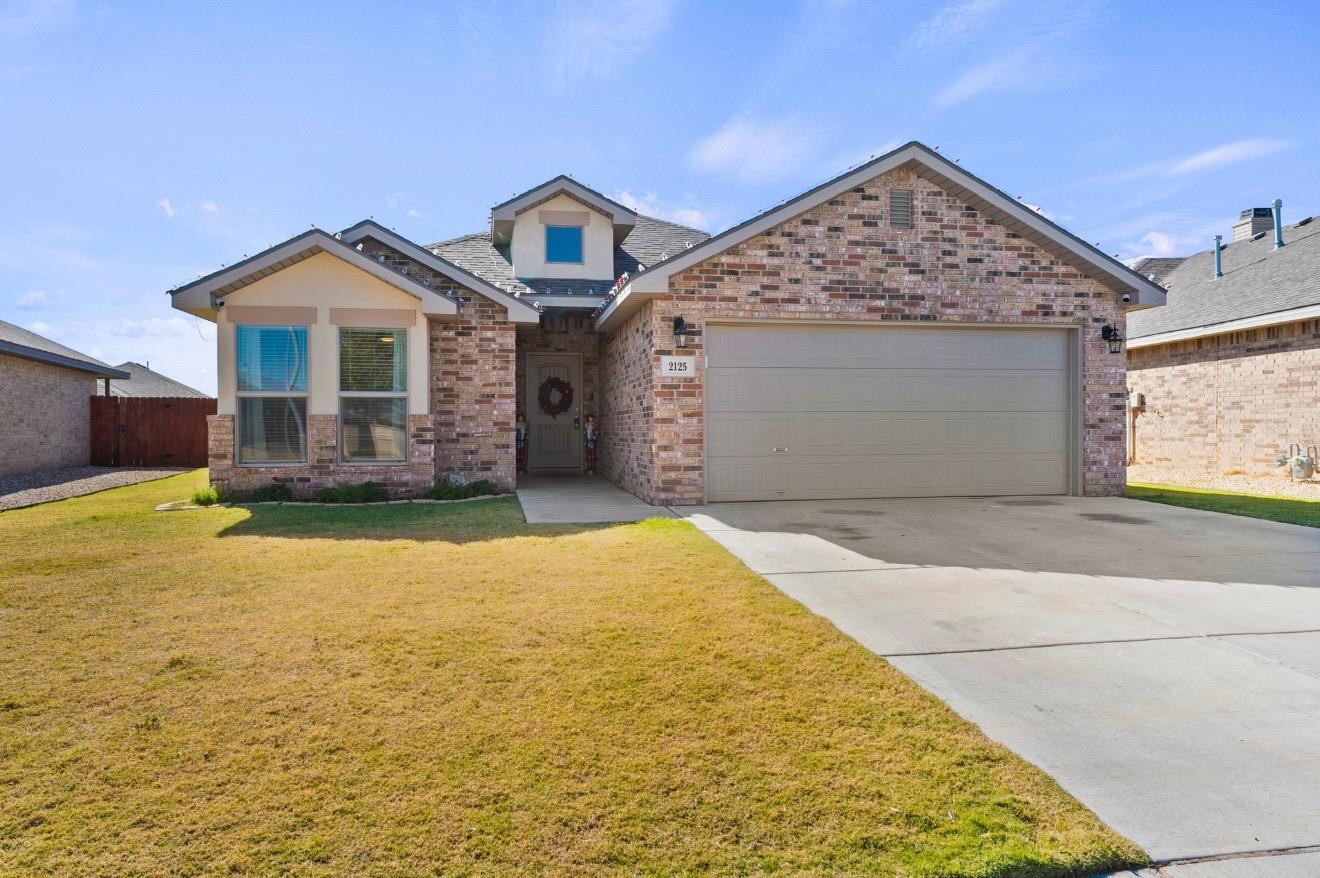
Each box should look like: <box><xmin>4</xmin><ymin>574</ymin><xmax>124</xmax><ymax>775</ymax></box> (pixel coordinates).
<box><xmin>705</xmin><ymin>324</ymin><xmax>1073</xmax><ymax>501</ymax></box>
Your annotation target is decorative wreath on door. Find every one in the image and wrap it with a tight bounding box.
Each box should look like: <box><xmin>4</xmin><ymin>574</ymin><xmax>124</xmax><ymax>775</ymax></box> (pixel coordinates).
<box><xmin>537</xmin><ymin>376</ymin><xmax>574</xmax><ymax>418</ymax></box>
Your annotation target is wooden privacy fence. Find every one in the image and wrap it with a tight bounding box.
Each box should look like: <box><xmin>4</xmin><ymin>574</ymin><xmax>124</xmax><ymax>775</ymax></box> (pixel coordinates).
<box><xmin>90</xmin><ymin>396</ymin><xmax>216</xmax><ymax>468</ymax></box>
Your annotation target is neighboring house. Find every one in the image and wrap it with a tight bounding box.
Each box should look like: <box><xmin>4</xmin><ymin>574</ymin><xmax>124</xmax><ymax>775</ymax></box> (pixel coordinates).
<box><xmin>169</xmin><ymin>141</ymin><xmax>1164</xmax><ymax>504</ymax></box>
<box><xmin>0</xmin><ymin>320</ymin><xmax>128</xmax><ymax>477</ymax></box>
<box><xmin>109</xmin><ymin>361</ymin><xmax>212</xmax><ymax>399</ymax></box>
<box><xmin>1127</xmin><ymin>203</ymin><xmax>1320</xmax><ymax>478</ymax></box>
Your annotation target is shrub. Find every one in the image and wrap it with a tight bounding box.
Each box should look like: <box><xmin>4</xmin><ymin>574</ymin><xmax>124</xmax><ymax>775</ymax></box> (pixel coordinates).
<box><xmin>426</xmin><ymin>479</ymin><xmax>501</xmax><ymax>501</ymax></box>
<box><xmin>335</xmin><ymin>482</ymin><xmax>391</xmax><ymax>504</ymax></box>
<box><xmin>311</xmin><ymin>487</ymin><xmax>341</xmax><ymax>503</ymax></box>
<box><xmin>191</xmin><ymin>485</ymin><xmax>222</xmax><ymax>506</ymax></box>
<box><xmin>468</xmin><ymin>479</ymin><xmax>498</xmax><ymax>497</ymax></box>
<box><xmin>247</xmin><ymin>482</ymin><xmax>295</xmax><ymax>503</ymax></box>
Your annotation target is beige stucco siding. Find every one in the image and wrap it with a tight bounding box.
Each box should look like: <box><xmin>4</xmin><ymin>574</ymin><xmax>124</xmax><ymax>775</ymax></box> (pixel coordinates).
<box><xmin>510</xmin><ymin>193</ymin><xmax>616</xmax><ymax>280</ymax></box>
<box><xmin>215</xmin><ymin>252</ymin><xmax>430</xmax><ymax>417</ymax></box>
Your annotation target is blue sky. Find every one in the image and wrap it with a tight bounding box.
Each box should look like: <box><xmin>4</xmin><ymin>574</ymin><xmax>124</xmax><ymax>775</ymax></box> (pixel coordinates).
<box><xmin>2</xmin><ymin>0</ymin><xmax>1316</xmax><ymax>394</ymax></box>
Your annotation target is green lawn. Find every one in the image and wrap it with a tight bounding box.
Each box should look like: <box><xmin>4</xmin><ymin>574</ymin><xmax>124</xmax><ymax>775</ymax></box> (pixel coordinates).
<box><xmin>1128</xmin><ymin>482</ymin><xmax>1320</xmax><ymax>528</ymax></box>
<box><xmin>0</xmin><ymin>471</ymin><xmax>1144</xmax><ymax>877</ymax></box>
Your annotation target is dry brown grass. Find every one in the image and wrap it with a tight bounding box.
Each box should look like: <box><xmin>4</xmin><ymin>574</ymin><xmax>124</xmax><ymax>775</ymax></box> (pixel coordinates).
<box><xmin>0</xmin><ymin>471</ymin><xmax>1144</xmax><ymax>876</ymax></box>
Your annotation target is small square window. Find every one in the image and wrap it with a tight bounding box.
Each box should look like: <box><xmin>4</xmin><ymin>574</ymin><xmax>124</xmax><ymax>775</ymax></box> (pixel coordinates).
<box><xmin>546</xmin><ymin>225</ymin><xmax>583</xmax><ymax>263</ymax></box>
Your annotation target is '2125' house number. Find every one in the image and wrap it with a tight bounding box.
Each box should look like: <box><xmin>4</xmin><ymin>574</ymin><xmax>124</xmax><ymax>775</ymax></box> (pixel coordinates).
<box><xmin>661</xmin><ymin>356</ymin><xmax>696</xmax><ymax>377</ymax></box>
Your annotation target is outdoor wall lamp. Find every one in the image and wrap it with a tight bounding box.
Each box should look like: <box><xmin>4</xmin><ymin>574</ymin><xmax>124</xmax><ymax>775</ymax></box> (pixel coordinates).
<box><xmin>1101</xmin><ymin>323</ymin><xmax>1124</xmax><ymax>354</ymax></box>
<box><xmin>673</xmin><ymin>315</ymin><xmax>690</xmax><ymax>349</ymax></box>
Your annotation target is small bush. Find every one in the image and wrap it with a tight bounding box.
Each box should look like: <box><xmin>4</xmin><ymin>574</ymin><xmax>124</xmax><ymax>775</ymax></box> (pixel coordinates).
<box><xmin>248</xmin><ymin>483</ymin><xmax>295</xmax><ymax>503</ymax></box>
<box><xmin>426</xmin><ymin>479</ymin><xmax>501</xmax><ymax>501</ymax></box>
<box><xmin>468</xmin><ymin>479</ymin><xmax>498</xmax><ymax>497</ymax></box>
<box><xmin>191</xmin><ymin>485</ymin><xmax>222</xmax><ymax>506</ymax></box>
<box><xmin>312</xmin><ymin>487</ymin><xmax>340</xmax><ymax>503</ymax></box>
<box><xmin>335</xmin><ymin>482</ymin><xmax>391</xmax><ymax>504</ymax></box>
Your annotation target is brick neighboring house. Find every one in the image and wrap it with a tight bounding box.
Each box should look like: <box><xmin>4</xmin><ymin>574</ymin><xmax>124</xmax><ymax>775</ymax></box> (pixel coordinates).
<box><xmin>0</xmin><ymin>320</ymin><xmax>128</xmax><ymax>477</ymax></box>
<box><xmin>1127</xmin><ymin>203</ymin><xmax>1320</xmax><ymax>479</ymax></box>
<box><xmin>169</xmin><ymin>142</ymin><xmax>1164</xmax><ymax>503</ymax></box>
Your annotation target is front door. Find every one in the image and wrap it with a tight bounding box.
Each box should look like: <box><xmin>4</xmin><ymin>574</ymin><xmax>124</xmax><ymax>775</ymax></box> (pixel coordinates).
<box><xmin>526</xmin><ymin>353</ymin><xmax>582</xmax><ymax>470</ymax></box>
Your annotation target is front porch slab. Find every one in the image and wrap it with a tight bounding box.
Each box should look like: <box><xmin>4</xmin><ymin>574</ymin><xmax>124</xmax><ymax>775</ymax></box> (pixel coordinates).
<box><xmin>516</xmin><ymin>474</ymin><xmax>675</xmax><ymax>523</ymax></box>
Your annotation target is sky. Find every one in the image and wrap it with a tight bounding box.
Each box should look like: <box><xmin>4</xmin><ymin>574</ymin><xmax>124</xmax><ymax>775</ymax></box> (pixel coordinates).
<box><xmin>2</xmin><ymin>0</ymin><xmax>1317</xmax><ymax>395</ymax></box>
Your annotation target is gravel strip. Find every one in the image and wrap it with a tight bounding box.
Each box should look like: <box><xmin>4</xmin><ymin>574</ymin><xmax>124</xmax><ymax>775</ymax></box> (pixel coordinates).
<box><xmin>1128</xmin><ymin>465</ymin><xmax>1320</xmax><ymax>501</ymax></box>
<box><xmin>0</xmin><ymin>466</ymin><xmax>189</xmax><ymax>511</ymax></box>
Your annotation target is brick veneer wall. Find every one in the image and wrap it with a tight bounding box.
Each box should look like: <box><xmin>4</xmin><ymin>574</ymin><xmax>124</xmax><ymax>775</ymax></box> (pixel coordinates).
<box><xmin>335</xmin><ymin>237</ymin><xmax>516</xmax><ymax>491</ymax></box>
<box><xmin>598</xmin><ymin>301</ymin><xmax>656</xmax><ymax>499</ymax></box>
<box><xmin>0</xmin><ymin>353</ymin><xmax>95</xmax><ymax>477</ymax></box>
<box><xmin>1127</xmin><ymin>319</ymin><xmax>1320</xmax><ymax>477</ymax></box>
<box><xmin>613</xmin><ymin>166</ymin><xmax>1128</xmax><ymax>505</ymax></box>
<box><xmin>516</xmin><ymin>315</ymin><xmax>601</xmax><ymax>423</ymax></box>
<box><xmin>207</xmin><ymin>413</ymin><xmax>435</xmax><ymax>498</ymax></box>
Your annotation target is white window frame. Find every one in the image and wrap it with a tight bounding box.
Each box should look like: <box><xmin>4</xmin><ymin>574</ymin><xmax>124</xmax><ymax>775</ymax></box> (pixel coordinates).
<box><xmin>545</xmin><ymin>224</ymin><xmax>585</xmax><ymax>265</ymax></box>
<box><xmin>338</xmin><ymin>326</ymin><xmax>409</xmax><ymax>465</ymax></box>
<box><xmin>235</xmin><ymin>324</ymin><xmax>310</xmax><ymax>466</ymax></box>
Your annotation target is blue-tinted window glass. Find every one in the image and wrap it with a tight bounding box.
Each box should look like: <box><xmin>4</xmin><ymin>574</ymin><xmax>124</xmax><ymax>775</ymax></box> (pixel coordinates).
<box><xmin>237</xmin><ymin>325</ymin><xmax>308</xmax><ymax>392</ymax></box>
<box><xmin>545</xmin><ymin>225</ymin><xmax>583</xmax><ymax>263</ymax></box>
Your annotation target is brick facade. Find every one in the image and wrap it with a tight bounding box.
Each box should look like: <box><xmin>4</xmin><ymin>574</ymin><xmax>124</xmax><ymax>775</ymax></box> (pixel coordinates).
<box><xmin>597</xmin><ymin>166</ymin><xmax>1128</xmax><ymax>504</ymax></box>
<box><xmin>1127</xmin><ymin>318</ymin><xmax>1320</xmax><ymax>478</ymax></box>
<box><xmin>516</xmin><ymin>315</ymin><xmax>601</xmax><ymax>423</ymax></box>
<box><xmin>206</xmin><ymin>413</ymin><xmax>435</xmax><ymax>498</ymax></box>
<box><xmin>0</xmin><ymin>353</ymin><xmax>96</xmax><ymax>477</ymax></box>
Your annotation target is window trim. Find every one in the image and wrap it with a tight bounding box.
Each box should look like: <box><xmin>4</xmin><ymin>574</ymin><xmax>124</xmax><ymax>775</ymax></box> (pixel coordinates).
<box><xmin>235</xmin><ymin>324</ymin><xmax>310</xmax><ymax>466</ymax></box>
<box><xmin>338</xmin><ymin>326</ymin><xmax>409</xmax><ymax>465</ymax></box>
<box><xmin>545</xmin><ymin>224</ymin><xmax>585</xmax><ymax>264</ymax></box>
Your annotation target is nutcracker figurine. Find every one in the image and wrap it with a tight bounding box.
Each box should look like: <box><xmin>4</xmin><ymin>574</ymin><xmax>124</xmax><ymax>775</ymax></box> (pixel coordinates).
<box><xmin>583</xmin><ymin>414</ymin><xmax>599</xmax><ymax>475</ymax></box>
<box><xmin>515</xmin><ymin>412</ymin><xmax>529</xmax><ymax>474</ymax></box>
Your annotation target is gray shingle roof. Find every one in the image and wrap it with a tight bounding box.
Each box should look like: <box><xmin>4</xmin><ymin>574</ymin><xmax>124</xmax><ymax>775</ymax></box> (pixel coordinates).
<box><xmin>109</xmin><ymin>362</ymin><xmax>211</xmax><ymax>398</ymax></box>
<box><xmin>429</xmin><ymin>214</ymin><xmax>710</xmax><ymax>298</ymax></box>
<box><xmin>1130</xmin><ymin>257</ymin><xmax>1186</xmax><ymax>284</ymax></box>
<box><xmin>0</xmin><ymin>320</ymin><xmax>127</xmax><ymax>378</ymax></box>
<box><xmin>1128</xmin><ymin>216</ymin><xmax>1320</xmax><ymax>339</ymax></box>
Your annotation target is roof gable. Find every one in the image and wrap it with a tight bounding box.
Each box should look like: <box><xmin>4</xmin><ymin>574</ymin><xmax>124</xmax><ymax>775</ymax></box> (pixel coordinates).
<box><xmin>491</xmin><ymin>175</ymin><xmax>638</xmax><ymax>247</ymax></box>
<box><xmin>339</xmin><ymin>220</ymin><xmax>541</xmax><ymax>323</ymax></box>
<box><xmin>168</xmin><ymin>228</ymin><xmax>459</xmax><ymax>321</ymax></box>
<box><xmin>597</xmin><ymin>141</ymin><xmax>1166</xmax><ymax>329</ymax></box>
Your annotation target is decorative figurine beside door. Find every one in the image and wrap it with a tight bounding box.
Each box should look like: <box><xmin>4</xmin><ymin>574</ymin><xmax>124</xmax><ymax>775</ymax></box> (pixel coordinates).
<box><xmin>583</xmin><ymin>414</ymin><xmax>599</xmax><ymax>475</ymax></box>
<box><xmin>515</xmin><ymin>412</ymin><xmax>528</xmax><ymax>474</ymax></box>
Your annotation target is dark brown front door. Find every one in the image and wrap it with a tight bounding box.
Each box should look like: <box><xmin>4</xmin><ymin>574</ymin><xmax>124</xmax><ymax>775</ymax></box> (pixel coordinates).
<box><xmin>526</xmin><ymin>353</ymin><xmax>582</xmax><ymax>470</ymax></box>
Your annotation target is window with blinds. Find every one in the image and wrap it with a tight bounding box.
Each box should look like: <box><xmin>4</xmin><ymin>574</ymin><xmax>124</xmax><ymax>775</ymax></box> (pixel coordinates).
<box><xmin>236</xmin><ymin>325</ymin><xmax>308</xmax><ymax>463</ymax></box>
<box><xmin>889</xmin><ymin>189</ymin><xmax>914</xmax><ymax>229</ymax></box>
<box><xmin>339</xmin><ymin>328</ymin><xmax>408</xmax><ymax>462</ymax></box>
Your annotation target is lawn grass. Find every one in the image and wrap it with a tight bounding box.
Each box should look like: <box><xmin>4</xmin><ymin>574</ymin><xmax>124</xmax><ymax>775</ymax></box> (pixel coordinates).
<box><xmin>0</xmin><ymin>471</ymin><xmax>1144</xmax><ymax>877</ymax></box>
<box><xmin>1128</xmin><ymin>482</ymin><xmax>1320</xmax><ymax>528</ymax></box>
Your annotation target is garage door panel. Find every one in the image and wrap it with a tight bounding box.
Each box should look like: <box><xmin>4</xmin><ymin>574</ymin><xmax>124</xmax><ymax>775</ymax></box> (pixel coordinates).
<box><xmin>705</xmin><ymin>324</ymin><xmax>1073</xmax><ymax>502</ymax></box>
<box><xmin>708</xmin><ymin>368</ymin><xmax>1068</xmax><ymax>413</ymax></box>
<box><xmin>708</xmin><ymin>411</ymin><xmax>1068</xmax><ymax>457</ymax></box>
<box><xmin>706</xmin><ymin>324</ymin><xmax>1067</xmax><ymax>370</ymax></box>
<box><xmin>708</xmin><ymin>453</ymin><xmax>1068</xmax><ymax>501</ymax></box>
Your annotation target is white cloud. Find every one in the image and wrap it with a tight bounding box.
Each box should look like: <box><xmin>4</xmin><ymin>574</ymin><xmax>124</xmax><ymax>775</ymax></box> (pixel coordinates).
<box><xmin>1167</xmin><ymin>138</ymin><xmax>1290</xmax><ymax>175</ymax></box>
<box><xmin>406</xmin><ymin>208</ymin><xmax>425</xmax><ymax>218</ymax></box>
<box><xmin>15</xmin><ymin>289</ymin><xmax>52</xmax><ymax>308</ymax></box>
<box><xmin>688</xmin><ymin>115</ymin><xmax>823</xmax><ymax>184</ymax></box>
<box><xmin>200</xmin><ymin>201</ymin><xmax>219</xmax><ymax>214</ymax></box>
<box><xmin>613</xmin><ymin>190</ymin><xmax>709</xmax><ymax>231</ymax></box>
<box><xmin>933</xmin><ymin>47</ymin><xmax>1035</xmax><ymax>109</ymax></box>
<box><xmin>1100</xmin><ymin>138</ymin><xmax>1293</xmax><ymax>184</ymax></box>
<box><xmin>547</xmin><ymin>0</ymin><xmax>676</xmax><ymax>83</ymax></box>
<box><xmin>100</xmin><ymin>316</ymin><xmax>200</xmax><ymax>339</ymax></box>
<box><xmin>25</xmin><ymin>319</ymin><xmax>57</xmax><ymax>336</ymax></box>
<box><xmin>910</xmin><ymin>0</ymin><xmax>1005</xmax><ymax>49</ymax></box>
<box><xmin>157</xmin><ymin>198</ymin><xmax>175</xmax><ymax>219</ymax></box>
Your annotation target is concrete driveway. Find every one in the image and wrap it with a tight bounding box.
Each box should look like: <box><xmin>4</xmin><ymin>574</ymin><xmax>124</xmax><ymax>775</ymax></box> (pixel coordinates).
<box><xmin>678</xmin><ymin>496</ymin><xmax>1320</xmax><ymax>875</ymax></box>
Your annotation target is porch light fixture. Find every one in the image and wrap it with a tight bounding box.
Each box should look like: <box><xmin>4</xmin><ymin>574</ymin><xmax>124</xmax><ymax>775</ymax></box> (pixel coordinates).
<box><xmin>673</xmin><ymin>315</ymin><xmax>690</xmax><ymax>349</ymax></box>
<box><xmin>1101</xmin><ymin>322</ymin><xmax>1124</xmax><ymax>354</ymax></box>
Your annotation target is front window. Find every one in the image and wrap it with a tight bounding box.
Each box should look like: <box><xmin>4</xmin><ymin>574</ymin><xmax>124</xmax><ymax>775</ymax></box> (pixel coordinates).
<box><xmin>545</xmin><ymin>225</ymin><xmax>583</xmax><ymax>263</ymax></box>
<box><xmin>236</xmin><ymin>325</ymin><xmax>309</xmax><ymax>463</ymax></box>
<box><xmin>339</xmin><ymin>327</ymin><xmax>408</xmax><ymax>462</ymax></box>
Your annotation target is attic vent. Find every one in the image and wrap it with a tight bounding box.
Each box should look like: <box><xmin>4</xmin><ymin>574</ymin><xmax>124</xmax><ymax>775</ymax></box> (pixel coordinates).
<box><xmin>889</xmin><ymin>190</ymin><xmax>914</xmax><ymax>229</ymax></box>
<box><xmin>1298</xmin><ymin>216</ymin><xmax>1314</xmax><ymax>227</ymax></box>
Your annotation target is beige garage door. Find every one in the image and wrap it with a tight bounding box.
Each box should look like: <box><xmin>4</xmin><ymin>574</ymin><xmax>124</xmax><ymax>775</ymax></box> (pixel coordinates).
<box><xmin>705</xmin><ymin>324</ymin><xmax>1073</xmax><ymax>502</ymax></box>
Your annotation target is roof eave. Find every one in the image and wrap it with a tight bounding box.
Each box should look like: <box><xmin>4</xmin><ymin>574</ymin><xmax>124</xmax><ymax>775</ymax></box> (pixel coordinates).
<box><xmin>0</xmin><ymin>340</ymin><xmax>129</xmax><ymax>379</ymax></box>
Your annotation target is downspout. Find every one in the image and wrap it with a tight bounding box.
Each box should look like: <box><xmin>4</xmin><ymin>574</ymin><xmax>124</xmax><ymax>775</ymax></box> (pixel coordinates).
<box><xmin>1213</xmin><ymin>235</ymin><xmax>1223</xmax><ymax>278</ymax></box>
<box><xmin>1273</xmin><ymin>198</ymin><xmax>1285</xmax><ymax>249</ymax></box>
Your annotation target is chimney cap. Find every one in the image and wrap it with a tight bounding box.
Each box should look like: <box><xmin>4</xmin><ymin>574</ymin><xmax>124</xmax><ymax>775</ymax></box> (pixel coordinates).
<box><xmin>1240</xmin><ymin>207</ymin><xmax>1273</xmax><ymax>219</ymax></box>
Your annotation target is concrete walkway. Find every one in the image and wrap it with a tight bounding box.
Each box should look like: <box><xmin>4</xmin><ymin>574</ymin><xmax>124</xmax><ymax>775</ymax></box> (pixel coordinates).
<box><xmin>516</xmin><ymin>474</ymin><xmax>675</xmax><ymax>523</ymax></box>
<box><xmin>677</xmin><ymin>496</ymin><xmax>1320</xmax><ymax>876</ymax></box>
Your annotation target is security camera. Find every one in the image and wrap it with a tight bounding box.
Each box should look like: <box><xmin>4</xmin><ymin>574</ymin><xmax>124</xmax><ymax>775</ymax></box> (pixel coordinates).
<box><xmin>1120</xmin><ymin>293</ymin><xmax>1132</xmax><ymax>304</ymax></box>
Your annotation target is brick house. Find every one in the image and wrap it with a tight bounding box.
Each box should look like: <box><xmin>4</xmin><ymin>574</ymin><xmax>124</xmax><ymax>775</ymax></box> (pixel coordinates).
<box><xmin>0</xmin><ymin>320</ymin><xmax>128</xmax><ymax>477</ymax></box>
<box><xmin>1127</xmin><ymin>202</ymin><xmax>1320</xmax><ymax>479</ymax></box>
<box><xmin>170</xmin><ymin>142</ymin><xmax>1164</xmax><ymax>503</ymax></box>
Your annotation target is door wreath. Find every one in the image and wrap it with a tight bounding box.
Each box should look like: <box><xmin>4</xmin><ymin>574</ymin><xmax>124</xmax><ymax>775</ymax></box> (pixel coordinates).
<box><xmin>537</xmin><ymin>376</ymin><xmax>574</xmax><ymax>418</ymax></box>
